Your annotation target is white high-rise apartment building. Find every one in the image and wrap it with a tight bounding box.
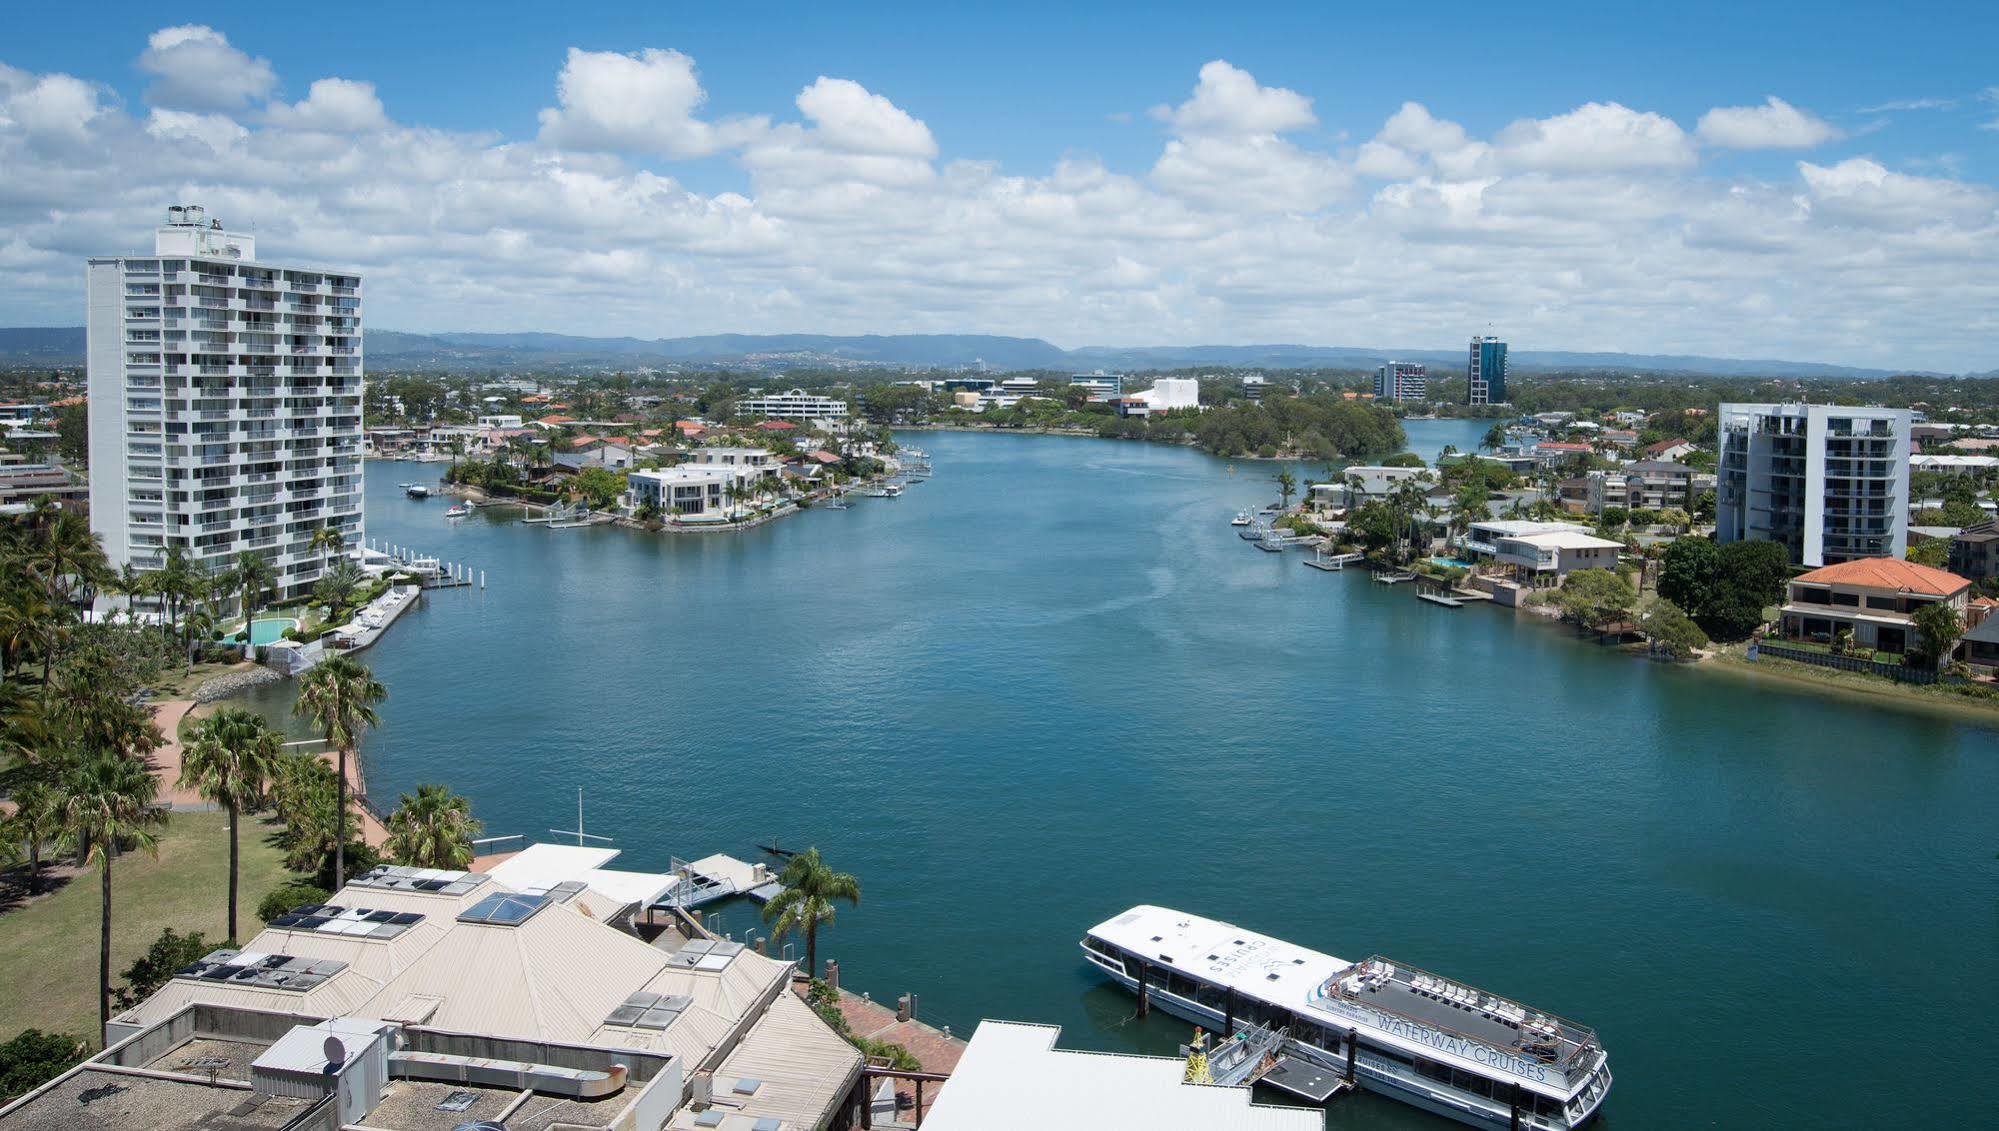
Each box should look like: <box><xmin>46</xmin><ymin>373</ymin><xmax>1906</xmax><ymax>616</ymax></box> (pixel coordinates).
<box><xmin>735</xmin><ymin>387</ymin><xmax>849</xmax><ymax>420</ymax></box>
<box><xmin>1374</xmin><ymin>361</ymin><xmax>1427</xmax><ymax>401</ymax></box>
<box><xmin>1716</xmin><ymin>402</ymin><xmax>1910</xmax><ymax>567</ymax></box>
<box><xmin>87</xmin><ymin>205</ymin><xmax>364</xmax><ymax>600</ymax></box>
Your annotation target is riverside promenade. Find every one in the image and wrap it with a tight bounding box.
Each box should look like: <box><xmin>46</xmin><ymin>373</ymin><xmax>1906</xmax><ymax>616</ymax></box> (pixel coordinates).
<box><xmin>147</xmin><ymin>697</ymin><xmax>389</xmax><ymax>847</ymax></box>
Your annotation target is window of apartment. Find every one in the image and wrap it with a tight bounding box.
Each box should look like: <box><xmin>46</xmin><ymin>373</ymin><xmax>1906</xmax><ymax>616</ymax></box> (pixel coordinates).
<box><xmin>1793</xmin><ymin>585</ymin><xmax>1830</xmax><ymax>604</ymax></box>
<box><xmin>1830</xmin><ymin>591</ymin><xmax>1859</xmax><ymax>607</ymax></box>
<box><xmin>1866</xmin><ymin>596</ymin><xmax>1899</xmax><ymax>611</ymax></box>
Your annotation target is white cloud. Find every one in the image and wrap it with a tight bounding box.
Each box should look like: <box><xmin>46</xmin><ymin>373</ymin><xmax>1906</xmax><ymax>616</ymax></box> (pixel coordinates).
<box><xmin>1857</xmin><ymin>97</ymin><xmax>1956</xmax><ymax>113</ymax></box>
<box><xmin>536</xmin><ymin>47</ymin><xmax>763</xmax><ymax>157</ymax></box>
<box><xmin>266</xmin><ymin>78</ymin><xmax>389</xmax><ymax>133</ymax></box>
<box><xmin>1161</xmin><ymin>60</ymin><xmax>1316</xmax><ymax>135</ymax></box>
<box><xmin>1495</xmin><ymin>102</ymin><xmax>1696</xmax><ymax>172</ymax></box>
<box><xmin>1149</xmin><ymin>61</ymin><xmax>1346</xmax><ymax>211</ymax></box>
<box><xmin>1697</xmin><ymin>97</ymin><xmax>1839</xmax><ymax>149</ymax></box>
<box><xmin>793</xmin><ymin>77</ymin><xmax>935</xmax><ymax>157</ymax></box>
<box><xmin>144</xmin><ymin>107</ymin><xmax>247</xmax><ymax>152</ymax></box>
<box><xmin>136</xmin><ymin>25</ymin><xmax>275</xmax><ymax>111</ymax></box>
<box><xmin>0</xmin><ymin>66</ymin><xmax>109</xmax><ymax>143</ymax></box>
<box><xmin>0</xmin><ymin>34</ymin><xmax>1996</xmax><ymax>371</ymax></box>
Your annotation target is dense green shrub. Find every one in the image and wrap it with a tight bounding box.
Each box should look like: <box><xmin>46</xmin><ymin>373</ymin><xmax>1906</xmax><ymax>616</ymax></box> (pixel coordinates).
<box><xmin>257</xmin><ymin>883</ymin><xmax>330</xmax><ymax>924</ymax></box>
<box><xmin>0</xmin><ymin>1029</ymin><xmax>86</xmax><ymax>1102</ymax></box>
<box><xmin>114</xmin><ymin>928</ymin><xmax>215</xmax><ymax>1008</ymax></box>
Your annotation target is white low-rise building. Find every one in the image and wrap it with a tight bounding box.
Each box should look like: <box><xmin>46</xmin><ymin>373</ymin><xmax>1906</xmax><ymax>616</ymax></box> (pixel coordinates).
<box><xmin>1494</xmin><ymin>529</ymin><xmax>1627</xmax><ymax>583</ymax></box>
<box><xmin>925</xmin><ymin>1021</ymin><xmax>1318</xmax><ymax>1131</ymax></box>
<box><xmin>628</xmin><ymin>464</ymin><xmax>762</xmax><ymax>517</ymax></box>
<box><xmin>738</xmin><ymin>388</ymin><xmax>849</xmax><ymax>420</ymax></box>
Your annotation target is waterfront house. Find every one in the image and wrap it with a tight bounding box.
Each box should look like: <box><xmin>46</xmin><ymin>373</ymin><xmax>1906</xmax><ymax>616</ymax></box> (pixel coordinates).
<box><xmin>1463</xmin><ymin>519</ymin><xmax>1593</xmax><ymax>563</ymax></box>
<box><xmin>1779</xmin><ymin>558</ymin><xmax>1972</xmax><ymax>657</ymax></box>
<box><xmin>556</xmin><ymin>437</ymin><xmax>636</xmax><ymax>471</ymax></box>
<box><xmin>689</xmin><ymin>446</ymin><xmax>781</xmax><ymax>476</ymax></box>
<box><xmin>1493</xmin><ymin>529</ymin><xmax>1626</xmax><ymax>584</ymax></box>
<box><xmin>1311</xmin><ymin>465</ymin><xmax>1430</xmax><ymax>510</ymax></box>
<box><xmin>628</xmin><ymin>464</ymin><xmax>761</xmax><ymax>518</ymax></box>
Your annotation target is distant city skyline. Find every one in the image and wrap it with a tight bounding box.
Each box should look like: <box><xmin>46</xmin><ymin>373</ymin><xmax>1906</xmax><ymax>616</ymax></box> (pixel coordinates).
<box><xmin>2</xmin><ymin>3</ymin><xmax>1996</xmax><ymax>370</ymax></box>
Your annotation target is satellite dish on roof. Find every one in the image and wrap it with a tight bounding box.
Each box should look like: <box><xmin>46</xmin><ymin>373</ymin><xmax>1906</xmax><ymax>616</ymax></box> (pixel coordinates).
<box><xmin>322</xmin><ymin>1035</ymin><xmax>346</xmax><ymax>1069</ymax></box>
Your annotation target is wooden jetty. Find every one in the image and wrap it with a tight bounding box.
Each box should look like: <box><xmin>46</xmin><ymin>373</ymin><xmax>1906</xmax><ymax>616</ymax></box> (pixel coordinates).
<box><xmin>1304</xmin><ymin>552</ymin><xmax>1365</xmax><ymax>572</ymax></box>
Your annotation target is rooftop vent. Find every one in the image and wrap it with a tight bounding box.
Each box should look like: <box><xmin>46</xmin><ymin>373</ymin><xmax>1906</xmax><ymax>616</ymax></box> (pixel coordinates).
<box><xmin>175</xmin><ymin>949</ymin><xmax>348</xmax><ymax>991</ymax></box>
<box><xmin>456</xmin><ymin>891</ymin><xmax>550</xmax><ymax>927</ymax></box>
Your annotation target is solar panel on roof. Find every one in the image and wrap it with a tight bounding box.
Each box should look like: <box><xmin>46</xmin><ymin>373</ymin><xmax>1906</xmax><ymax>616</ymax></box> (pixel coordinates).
<box><xmin>364</xmin><ymin>910</ymin><xmax>396</xmax><ymax>922</ymax></box>
<box><xmin>731</xmin><ymin>1078</ymin><xmax>762</xmax><ymax>1095</ymax></box>
<box><xmin>604</xmin><ymin>1004</ymin><xmax>646</xmax><ymax>1027</ymax></box>
<box><xmin>693</xmin><ymin>1110</ymin><xmax>725</xmax><ymax>1127</ymax></box>
<box><xmin>753</xmin><ymin>1119</ymin><xmax>782</xmax><ymax>1131</ymax></box>
<box><xmin>680</xmin><ymin>939</ymin><xmax>715</xmax><ymax>957</ymax></box>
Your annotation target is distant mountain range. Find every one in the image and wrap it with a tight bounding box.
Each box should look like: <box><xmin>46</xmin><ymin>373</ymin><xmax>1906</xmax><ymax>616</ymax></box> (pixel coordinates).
<box><xmin>0</xmin><ymin>326</ymin><xmax>1956</xmax><ymax>379</ymax></box>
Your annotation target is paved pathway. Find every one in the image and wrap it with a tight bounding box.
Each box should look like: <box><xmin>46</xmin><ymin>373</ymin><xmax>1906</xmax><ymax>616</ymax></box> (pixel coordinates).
<box><xmin>147</xmin><ymin>699</ymin><xmax>388</xmax><ymax>846</ymax></box>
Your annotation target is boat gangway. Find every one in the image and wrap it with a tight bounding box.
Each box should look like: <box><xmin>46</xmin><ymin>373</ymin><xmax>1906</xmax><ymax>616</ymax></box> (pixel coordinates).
<box><xmin>654</xmin><ymin>853</ymin><xmax>783</xmax><ymax>910</ymax></box>
<box><xmin>1304</xmin><ymin>552</ymin><xmax>1365</xmax><ymax>572</ymax></box>
<box><xmin>1373</xmin><ymin>571</ymin><xmax>1416</xmax><ymax>584</ymax></box>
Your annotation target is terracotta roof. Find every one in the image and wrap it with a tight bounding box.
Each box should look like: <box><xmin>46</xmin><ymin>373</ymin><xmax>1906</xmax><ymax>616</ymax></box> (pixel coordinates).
<box><xmin>1645</xmin><ymin>438</ymin><xmax>1692</xmax><ymax>454</ymax></box>
<box><xmin>51</xmin><ymin>396</ymin><xmax>85</xmax><ymax>407</ymax></box>
<box><xmin>569</xmin><ymin>435</ymin><xmax>602</xmax><ymax>449</ymax></box>
<box><xmin>537</xmin><ymin>414</ymin><xmax>575</xmax><ymax>425</ymax></box>
<box><xmin>1537</xmin><ymin>442</ymin><xmax>1593</xmax><ymax>452</ymax></box>
<box><xmin>755</xmin><ymin>420</ymin><xmax>798</xmax><ymax>431</ymax></box>
<box><xmin>1792</xmin><ymin>558</ymin><xmax>1971</xmax><ymax>596</ymax></box>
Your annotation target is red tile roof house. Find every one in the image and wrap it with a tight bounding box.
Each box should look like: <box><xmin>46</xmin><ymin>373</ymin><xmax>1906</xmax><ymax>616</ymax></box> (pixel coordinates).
<box><xmin>1780</xmin><ymin>559</ymin><xmax>1974</xmax><ymax>659</ymax></box>
<box><xmin>1645</xmin><ymin>438</ymin><xmax>1696</xmax><ymax>459</ymax></box>
<box><xmin>755</xmin><ymin>420</ymin><xmax>799</xmax><ymax>432</ymax></box>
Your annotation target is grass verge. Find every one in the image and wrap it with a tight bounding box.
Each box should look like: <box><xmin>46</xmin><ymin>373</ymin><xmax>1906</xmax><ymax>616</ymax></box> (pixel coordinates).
<box><xmin>0</xmin><ymin>810</ymin><xmax>294</xmax><ymax>1046</ymax></box>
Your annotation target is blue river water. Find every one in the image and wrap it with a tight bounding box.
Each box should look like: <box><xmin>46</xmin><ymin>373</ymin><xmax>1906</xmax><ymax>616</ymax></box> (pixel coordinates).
<box><xmin>245</xmin><ymin>420</ymin><xmax>1999</xmax><ymax>1128</ymax></box>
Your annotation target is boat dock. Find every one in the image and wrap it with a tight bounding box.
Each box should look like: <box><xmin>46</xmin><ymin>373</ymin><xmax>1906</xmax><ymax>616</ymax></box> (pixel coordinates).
<box><xmin>657</xmin><ymin>853</ymin><xmax>784</xmax><ymax>910</ymax></box>
<box><xmin>1417</xmin><ymin>591</ymin><xmax>1465</xmax><ymax>608</ymax></box>
<box><xmin>1373</xmin><ymin>571</ymin><xmax>1416</xmax><ymax>584</ymax></box>
<box><xmin>1304</xmin><ymin>552</ymin><xmax>1365</xmax><ymax>572</ymax></box>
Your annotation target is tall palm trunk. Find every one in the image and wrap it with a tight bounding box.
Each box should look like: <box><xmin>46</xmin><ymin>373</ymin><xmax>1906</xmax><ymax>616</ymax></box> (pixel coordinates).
<box><xmin>226</xmin><ymin>797</ymin><xmax>240</xmax><ymax>943</ymax></box>
<box><xmin>99</xmin><ymin>859</ymin><xmax>113</xmax><ymax>1038</ymax></box>
<box><xmin>806</xmin><ymin>923</ymin><xmax>818</xmax><ymax>980</ymax></box>
<box><xmin>334</xmin><ymin>747</ymin><xmax>348</xmax><ymax>892</ymax></box>
<box><xmin>27</xmin><ymin>839</ymin><xmax>40</xmax><ymax>895</ymax></box>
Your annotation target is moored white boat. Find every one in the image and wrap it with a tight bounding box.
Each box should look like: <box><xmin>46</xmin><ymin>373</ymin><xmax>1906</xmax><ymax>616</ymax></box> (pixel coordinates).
<box><xmin>1082</xmin><ymin>906</ymin><xmax>1610</xmax><ymax>1129</ymax></box>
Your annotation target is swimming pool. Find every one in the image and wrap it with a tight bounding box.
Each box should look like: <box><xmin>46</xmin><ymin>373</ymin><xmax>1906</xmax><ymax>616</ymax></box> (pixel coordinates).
<box><xmin>1427</xmin><ymin>556</ymin><xmax>1477</xmax><ymax>570</ymax></box>
<box><xmin>226</xmin><ymin>617</ymin><xmax>299</xmax><ymax>646</ymax></box>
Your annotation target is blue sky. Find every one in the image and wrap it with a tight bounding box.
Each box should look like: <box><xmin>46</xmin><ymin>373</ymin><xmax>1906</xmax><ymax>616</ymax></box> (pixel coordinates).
<box><xmin>3</xmin><ymin>1</ymin><xmax>1997</xmax><ymax>367</ymax></box>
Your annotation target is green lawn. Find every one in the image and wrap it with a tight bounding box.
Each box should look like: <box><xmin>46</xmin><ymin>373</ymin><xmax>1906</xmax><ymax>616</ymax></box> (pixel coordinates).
<box><xmin>0</xmin><ymin>810</ymin><xmax>295</xmax><ymax>1047</ymax></box>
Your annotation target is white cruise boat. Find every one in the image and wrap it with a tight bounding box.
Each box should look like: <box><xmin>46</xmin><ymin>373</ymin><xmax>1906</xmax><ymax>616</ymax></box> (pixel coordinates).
<box><xmin>1083</xmin><ymin>906</ymin><xmax>1610</xmax><ymax>1129</ymax></box>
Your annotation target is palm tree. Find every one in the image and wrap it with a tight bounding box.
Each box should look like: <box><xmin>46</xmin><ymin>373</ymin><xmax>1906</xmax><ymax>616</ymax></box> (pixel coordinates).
<box><xmin>309</xmin><ymin>526</ymin><xmax>345</xmax><ymax>579</ymax></box>
<box><xmin>294</xmin><ymin>655</ymin><xmax>385</xmax><ymax>892</ymax></box>
<box><xmin>60</xmin><ymin>750</ymin><xmax>165</xmax><ymax>1037</ymax></box>
<box><xmin>179</xmin><ymin>708</ymin><xmax>282</xmax><ymax>941</ymax></box>
<box><xmin>2</xmin><ymin>783</ymin><xmax>62</xmax><ymax>895</ymax></box>
<box><xmin>30</xmin><ymin>509</ymin><xmax>108</xmax><ymax>609</ymax></box>
<box><xmin>155</xmin><ymin>545</ymin><xmax>195</xmax><ymax>650</ymax></box>
<box><xmin>383</xmin><ymin>783</ymin><xmax>481</xmax><ymax>869</ymax></box>
<box><xmin>760</xmin><ymin>847</ymin><xmax>860</xmax><ymax>979</ymax></box>
<box><xmin>1273</xmin><ymin>468</ymin><xmax>1296</xmax><ymax>510</ymax></box>
<box><xmin>231</xmin><ymin>551</ymin><xmax>277</xmax><ymax>662</ymax></box>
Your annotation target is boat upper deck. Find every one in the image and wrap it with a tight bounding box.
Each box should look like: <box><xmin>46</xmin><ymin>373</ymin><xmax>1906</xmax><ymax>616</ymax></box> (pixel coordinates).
<box><xmin>1310</xmin><ymin>957</ymin><xmax>1602</xmax><ymax>1087</ymax></box>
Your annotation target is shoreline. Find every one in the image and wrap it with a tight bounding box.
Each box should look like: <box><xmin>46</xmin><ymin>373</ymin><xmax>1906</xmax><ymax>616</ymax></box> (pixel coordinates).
<box><xmin>1700</xmin><ymin>648</ymin><xmax>1999</xmax><ymax>727</ymax></box>
<box><xmin>894</xmin><ymin>421</ymin><xmax>1401</xmax><ymax>462</ymax></box>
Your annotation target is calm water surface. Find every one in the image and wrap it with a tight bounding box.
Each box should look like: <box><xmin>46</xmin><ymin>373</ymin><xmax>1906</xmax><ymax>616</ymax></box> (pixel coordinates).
<box><xmin>247</xmin><ymin>421</ymin><xmax>1999</xmax><ymax>1129</ymax></box>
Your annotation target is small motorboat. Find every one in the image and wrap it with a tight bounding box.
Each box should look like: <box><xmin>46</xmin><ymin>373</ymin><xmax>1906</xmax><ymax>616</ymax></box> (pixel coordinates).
<box><xmin>444</xmin><ymin>502</ymin><xmax>471</xmax><ymax>519</ymax></box>
<box><xmin>405</xmin><ymin>484</ymin><xmax>431</xmax><ymax>499</ymax></box>
<box><xmin>1231</xmin><ymin>510</ymin><xmax>1252</xmax><ymax>526</ymax></box>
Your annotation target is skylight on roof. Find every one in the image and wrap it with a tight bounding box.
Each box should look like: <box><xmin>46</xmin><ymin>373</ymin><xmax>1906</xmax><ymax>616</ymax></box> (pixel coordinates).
<box><xmin>456</xmin><ymin>891</ymin><xmax>551</xmax><ymax>926</ymax></box>
<box><xmin>604</xmin><ymin>991</ymin><xmax>693</xmax><ymax>1030</ymax></box>
<box><xmin>350</xmin><ymin>864</ymin><xmax>488</xmax><ymax>897</ymax></box>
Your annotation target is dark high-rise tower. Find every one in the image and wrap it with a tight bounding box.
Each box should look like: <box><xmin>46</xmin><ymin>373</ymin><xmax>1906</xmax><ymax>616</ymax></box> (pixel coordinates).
<box><xmin>1467</xmin><ymin>336</ymin><xmax>1507</xmax><ymax>406</ymax></box>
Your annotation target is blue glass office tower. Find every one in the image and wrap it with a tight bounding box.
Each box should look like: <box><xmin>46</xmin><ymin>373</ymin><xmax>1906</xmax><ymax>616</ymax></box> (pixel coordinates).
<box><xmin>1467</xmin><ymin>336</ymin><xmax>1507</xmax><ymax>406</ymax></box>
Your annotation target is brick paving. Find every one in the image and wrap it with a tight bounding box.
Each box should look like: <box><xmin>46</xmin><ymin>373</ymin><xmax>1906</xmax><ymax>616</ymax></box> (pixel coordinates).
<box><xmin>804</xmin><ymin>983</ymin><xmax>965</xmax><ymax>1124</ymax></box>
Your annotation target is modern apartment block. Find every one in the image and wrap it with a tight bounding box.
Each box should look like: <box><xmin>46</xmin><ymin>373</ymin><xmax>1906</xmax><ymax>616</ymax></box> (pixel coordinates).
<box><xmin>736</xmin><ymin>386</ymin><xmax>849</xmax><ymax>420</ymax></box>
<box><xmin>87</xmin><ymin>205</ymin><xmax>363</xmax><ymax>600</ymax></box>
<box><xmin>1374</xmin><ymin>360</ymin><xmax>1428</xmax><ymax>401</ymax></box>
<box><xmin>1716</xmin><ymin>402</ymin><xmax>1910</xmax><ymax>567</ymax></box>
<box><xmin>1466</xmin><ymin>336</ymin><xmax>1507</xmax><ymax>406</ymax></box>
